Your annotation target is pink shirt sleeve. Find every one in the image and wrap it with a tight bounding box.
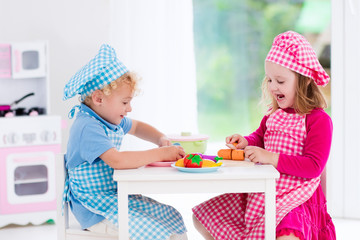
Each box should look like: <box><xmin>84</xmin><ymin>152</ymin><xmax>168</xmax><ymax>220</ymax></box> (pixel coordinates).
<box><xmin>245</xmin><ymin>109</ymin><xmax>333</xmax><ymax>179</ymax></box>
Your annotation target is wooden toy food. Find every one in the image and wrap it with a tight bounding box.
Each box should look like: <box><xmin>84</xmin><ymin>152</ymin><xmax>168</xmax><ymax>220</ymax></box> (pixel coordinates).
<box><xmin>232</xmin><ymin>150</ymin><xmax>245</xmax><ymax>160</ymax></box>
<box><xmin>175</xmin><ymin>158</ymin><xmax>184</xmax><ymax>167</ymax></box>
<box><xmin>218</xmin><ymin>149</ymin><xmax>232</xmax><ymax>159</ymax></box>
<box><xmin>202</xmin><ymin>159</ymin><xmax>222</xmax><ymax>167</ymax></box>
<box><xmin>183</xmin><ymin>154</ymin><xmax>203</xmax><ymax>168</ymax></box>
<box><xmin>174</xmin><ymin>153</ymin><xmax>222</xmax><ymax>168</ymax></box>
<box><xmin>218</xmin><ymin>149</ymin><xmax>245</xmax><ymax>160</ymax></box>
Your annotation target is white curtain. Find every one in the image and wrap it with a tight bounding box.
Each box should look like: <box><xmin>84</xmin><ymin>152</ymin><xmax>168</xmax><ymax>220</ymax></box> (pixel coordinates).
<box><xmin>109</xmin><ymin>0</ymin><xmax>198</xmax><ymax>150</ymax></box>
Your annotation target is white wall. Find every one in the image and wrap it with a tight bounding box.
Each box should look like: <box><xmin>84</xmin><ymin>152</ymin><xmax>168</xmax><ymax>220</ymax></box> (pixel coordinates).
<box><xmin>329</xmin><ymin>0</ymin><xmax>360</xmax><ymax>218</ymax></box>
<box><xmin>0</xmin><ymin>0</ymin><xmax>111</xmax><ymax>152</ymax></box>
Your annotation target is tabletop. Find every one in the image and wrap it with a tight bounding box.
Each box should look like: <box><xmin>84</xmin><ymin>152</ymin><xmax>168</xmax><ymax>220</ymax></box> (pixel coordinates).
<box><xmin>114</xmin><ymin>161</ymin><xmax>279</xmax><ymax>180</ymax></box>
<box><xmin>113</xmin><ymin>162</ymin><xmax>280</xmax><ymax>194</ymax></box>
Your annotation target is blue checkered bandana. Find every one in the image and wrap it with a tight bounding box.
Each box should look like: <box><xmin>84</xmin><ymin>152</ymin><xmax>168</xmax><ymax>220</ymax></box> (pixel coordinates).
<box><xmin>63</xmin><ymin>44</ymin><xmax>129</xmax><ymax>101</ymax></box>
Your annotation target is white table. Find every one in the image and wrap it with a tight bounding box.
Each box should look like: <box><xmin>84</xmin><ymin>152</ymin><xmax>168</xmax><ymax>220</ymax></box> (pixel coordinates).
<box><xmin>113</xmin><ymin>164</ymin><xmax>280</xmax><ymax>240</ymax></box>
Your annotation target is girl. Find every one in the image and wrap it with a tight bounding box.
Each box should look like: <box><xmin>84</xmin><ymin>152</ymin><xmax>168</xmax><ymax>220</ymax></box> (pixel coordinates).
<box><xmin>192</xmin><ymin>31</ymin><xmax>336</xmax><ymax>239</ymax></box>
<box><xmin>63</xmin><ymin>44</ymin><xmax>187</xmax><ymax>240</ymax></box>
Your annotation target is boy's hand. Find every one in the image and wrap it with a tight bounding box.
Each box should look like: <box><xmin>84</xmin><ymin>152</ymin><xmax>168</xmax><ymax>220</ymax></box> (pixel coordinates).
<box><xmin>158</xmin><ymin>136</ymin><xmax>172</xmax><ymax>147</ymax></box>
<box><xmin>244</xmin><ymin>146</ymin><xmax>279</xmax><ymax>167</ymax></box>
<box><xmin>226</xmin><ymin>134</ymin><xmax>248</xmax><ymax>149</ymax></box>
<box><xmin>161</xmin><ymin>145</ymin><xmax>185</xmax><ymax>161</ymax></box>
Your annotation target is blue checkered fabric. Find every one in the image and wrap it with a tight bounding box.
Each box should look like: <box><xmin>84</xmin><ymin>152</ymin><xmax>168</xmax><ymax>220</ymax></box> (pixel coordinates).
<box><xmin>63</xmin><ymin>44</ymin><xmax>128</xmax><ymax>101</ymax></box>
<box><xmin>63</xmin><ymin>110</ymin><xmax>187</xmax><ymax>239</ymax></box>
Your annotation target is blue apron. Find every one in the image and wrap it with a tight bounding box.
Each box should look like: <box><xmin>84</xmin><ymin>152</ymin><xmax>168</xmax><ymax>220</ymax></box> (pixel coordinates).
<box><xmin>63</xmin><ymin>110</ymin><xmax>186</xmax><ymax>240</ymax></box>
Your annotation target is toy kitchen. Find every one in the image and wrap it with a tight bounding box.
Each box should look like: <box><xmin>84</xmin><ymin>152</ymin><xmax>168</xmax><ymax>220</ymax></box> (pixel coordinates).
<box><xmin>0</xmin><ymin>41</ymin><xmax>61</xmax><ymax>227</ymax></box>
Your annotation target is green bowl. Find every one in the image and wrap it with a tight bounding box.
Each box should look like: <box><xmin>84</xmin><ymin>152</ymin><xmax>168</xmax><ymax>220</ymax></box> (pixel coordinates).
<box><xmin>171</xmin><ymin>140</ymin><xmax>207</xmax><ymax>154</ymax></box>
<box><xmin>168</xmin><ymin>133</ymin><xmax>209</xmax><ymax>154</ymax></box>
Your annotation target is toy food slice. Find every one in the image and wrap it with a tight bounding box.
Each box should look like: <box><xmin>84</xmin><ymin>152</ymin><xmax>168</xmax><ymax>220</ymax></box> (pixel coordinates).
<box><xmin>175</xmin><ymin>158</ymin><xmax>184</xmax><ymax>167</ymax></box>
<box><xmin>218</xmin><ymin>149</ymin><xmax>245</xmax><ymax>161</ymax></box>
<box><xmin>218</xmin><ymin>149</ymin><xmax>232</xmax><ymax>159</ymax></box>
<box><xmin>202</xmin><ymin>159</ymin><xmax>223</xmax><ymax>168</ymax></box>
<box><xmin>183</xmin><ymin>154</ymin><xmax>203</xmax><ymax>168</ymax></box>
<box><xmin>232</xmin><ymin>150</ymin><xmax>245</xmax><ymax>160</ymax></box>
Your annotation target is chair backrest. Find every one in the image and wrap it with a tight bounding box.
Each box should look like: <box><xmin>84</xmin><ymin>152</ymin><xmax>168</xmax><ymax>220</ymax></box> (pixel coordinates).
<box><xmin>320</xmin><ymin>167</ymin><xmax>327</xmax><ymax>197</ymax></box>
<box><xmin>56</xmin><ymin>153</ymin><xmax>117</xmax><ymax>240</ymax></box>
<box><xmin>56</xmin><ymin>153</ymin><xmax>68</xmax><ymax>240</ymax></box>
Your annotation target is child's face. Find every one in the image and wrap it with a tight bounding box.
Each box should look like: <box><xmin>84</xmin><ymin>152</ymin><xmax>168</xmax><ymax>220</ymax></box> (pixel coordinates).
<box><xmin>265</xmin><ymin>61</ymin><xmax>297</xmax><ymax>109</ymax></box>
<box><xmin>97</xmin><ymin>83</ymin><xmax>134</xmax><ymax>125</ymax></box>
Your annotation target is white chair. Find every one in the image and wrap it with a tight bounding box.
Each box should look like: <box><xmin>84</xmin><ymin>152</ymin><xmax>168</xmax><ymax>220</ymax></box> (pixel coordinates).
<box><xmin>320</xmin><ymin>167</ymin><xmax>327</xmax><ymax>197</ymax></box>
<box><xmin>56</xmin><ymin>153</ymin><xmax>117</xmax><ymax>240</ymax></box>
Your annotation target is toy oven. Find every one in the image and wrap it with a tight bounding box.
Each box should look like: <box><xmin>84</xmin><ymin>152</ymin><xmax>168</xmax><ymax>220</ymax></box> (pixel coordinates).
<box><xmin>0</xmin><ymin>116</ymin><xmax>60</xmax><ymax>215</ymax></box>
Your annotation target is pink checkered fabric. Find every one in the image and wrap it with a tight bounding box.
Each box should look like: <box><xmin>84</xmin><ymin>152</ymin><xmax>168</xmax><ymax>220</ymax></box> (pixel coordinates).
<box><xmin>266</xmin><ymin>31</ymin><xmax>329</xmax><ymax>87</ymax></box>
<box><xmin>264</xmin><ymin>108</ymin><xmax>306</xmax><ymax>155</ymax></box>
<box><xmin>192</xmin><ymin>109</ymin><xmax>320</xmax><ymax>239</ymax></box>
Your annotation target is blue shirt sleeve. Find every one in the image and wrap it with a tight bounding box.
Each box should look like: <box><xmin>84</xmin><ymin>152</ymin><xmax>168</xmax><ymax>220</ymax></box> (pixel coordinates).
<box><xmin>66</xmin><ymin>115</ymin><xmax>133</xmax><ymax>169</ymax></box>
<box><xmin>66</xmin><ymin>115</ymin><xmax>114</xmax><ymax>169</ymax></box>
<box><xmin>79</xmin><ymin>121</ymin><xmax>114</xmax><ymax>164</ymax></box>
<box><xmin>120</xmin><ymin>116</ymin><xmax>132</xmax><ymax>134</ymax></box>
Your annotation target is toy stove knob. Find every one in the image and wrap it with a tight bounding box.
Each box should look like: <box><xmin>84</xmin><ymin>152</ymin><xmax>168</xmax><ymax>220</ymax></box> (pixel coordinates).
<box><xmin>7</xmin><ymin>132</ymin><xmax>19</xmax><ymax>144</ymax></box>
<box><xmin>40</xmin><ymin>130</ymin><xmax>52</xmax><ymax>143</ymax></box>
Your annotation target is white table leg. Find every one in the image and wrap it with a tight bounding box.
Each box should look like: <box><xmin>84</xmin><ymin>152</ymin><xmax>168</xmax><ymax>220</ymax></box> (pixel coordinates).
<box><xmin>264</xmin><ymin>179</ymin><xmax>276</xmax><ymax>240</ymax></box>
<box><xmin>118</xmin><ymin>182</ymin><xmax>129</xmax><ymax>240</ymax></box>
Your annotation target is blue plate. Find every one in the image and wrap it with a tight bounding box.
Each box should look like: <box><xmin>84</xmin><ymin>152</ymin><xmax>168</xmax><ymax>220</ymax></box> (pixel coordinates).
<box><xmin>171</xmin><ymin>163</ymin><xmax>221</xmax><ymax>173</ymax></box>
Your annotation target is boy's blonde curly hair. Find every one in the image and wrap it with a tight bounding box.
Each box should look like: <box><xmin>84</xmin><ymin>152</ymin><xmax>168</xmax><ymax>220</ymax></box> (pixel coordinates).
<box><xmin>83</xmin><ymin>71</ymin><xmax>140</xmax><ymax>105</ymax></box>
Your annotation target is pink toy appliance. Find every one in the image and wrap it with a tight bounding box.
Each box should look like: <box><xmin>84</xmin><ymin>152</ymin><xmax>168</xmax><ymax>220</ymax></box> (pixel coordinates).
<box><xmin>10</xmin><ymin>42</ymin><xmax>46</xmax><ymax>79</ymax></box>
<box><xmin>0</xmin><ymin>44</ymin><xmax>11</xmax><ymax>78</ymax></box>
<box><xmin>0</xmin><ymin>116</ymin><xmax>61</xmax><ymax>227</ymax></box>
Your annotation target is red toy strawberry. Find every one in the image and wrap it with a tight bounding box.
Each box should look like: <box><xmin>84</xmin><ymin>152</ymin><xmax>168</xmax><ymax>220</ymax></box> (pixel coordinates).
<box><xmin>183</xmin><ymin>154</ymin><xmax>203</xmax><ymax>168</ymax></box>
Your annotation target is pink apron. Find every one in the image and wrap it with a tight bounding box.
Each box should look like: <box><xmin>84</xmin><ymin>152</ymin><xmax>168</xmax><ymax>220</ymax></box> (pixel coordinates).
<box><xmin>193</xmin><ymin>109</ymin><xmax>320</xmax><ymax>239</ymax></box>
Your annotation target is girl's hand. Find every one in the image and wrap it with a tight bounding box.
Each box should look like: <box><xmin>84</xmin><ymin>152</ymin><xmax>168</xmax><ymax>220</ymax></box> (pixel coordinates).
<box><xmin>158</xmin><ymin>136</ymin><xmax>172</xmax><ymax>147</ymax></box>
<box><xmin>226</xmin><ymin>134</ymin><xmax>248</xmax><ymax>149</ymax></box>
<box><xmin>244</xmin><ymin>146</ymin><xmax>279</xmax><ymax>167</ymax></box>
<box><xmin>161</xmin><ymin>145</ymin><xmax>185</xmax><ymax>161</ymax></box>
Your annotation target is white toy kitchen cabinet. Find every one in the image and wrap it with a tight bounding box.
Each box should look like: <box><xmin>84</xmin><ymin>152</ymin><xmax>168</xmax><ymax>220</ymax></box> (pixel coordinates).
<box><xmin>0</xmin><ymin>41</ymin><xmax>61</xmax><ymax>227</ymax></box>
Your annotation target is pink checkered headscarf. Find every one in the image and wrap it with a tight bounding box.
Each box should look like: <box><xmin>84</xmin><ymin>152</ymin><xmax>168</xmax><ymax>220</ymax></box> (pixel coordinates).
<box><xmin>266</xmin><ymin>31</ymin><xmax>329</xmax><ymax>87</ymax></box>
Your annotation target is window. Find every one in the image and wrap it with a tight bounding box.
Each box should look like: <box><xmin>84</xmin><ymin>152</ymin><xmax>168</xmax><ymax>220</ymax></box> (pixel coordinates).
<box><xmin>193</xmin><ymin>0</ymin><xmax>331</xmax><ymax>144</ymax></box>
